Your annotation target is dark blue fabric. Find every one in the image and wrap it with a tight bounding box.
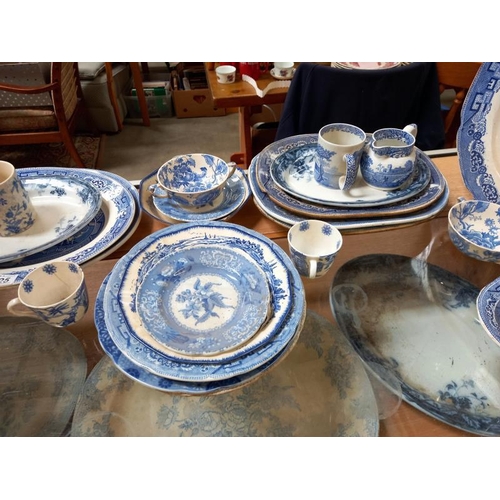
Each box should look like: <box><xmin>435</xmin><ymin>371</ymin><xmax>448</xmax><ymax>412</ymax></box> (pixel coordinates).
<box><xmin>276</xmin><ymin>62</ymin><xmax>445</xmax><ymax>151</ymax></box>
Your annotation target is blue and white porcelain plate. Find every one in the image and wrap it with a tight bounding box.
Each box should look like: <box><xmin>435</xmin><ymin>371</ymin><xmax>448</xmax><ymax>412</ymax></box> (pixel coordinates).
<box><xmin>249</xmin><ymin>155</ymin><xmax>449</xmax><ymax>231</ymax></box>
<box><xmin>0</xmin><ymin>168</ymin><xmax>138</xmax><ymax>288</ymax></box>
<box><xmin>268</xmin><ymin>140</ymin><xmax>431</xmax><ymax>207</ymax></box>
<box><xmin>101</xmin><ymin>221</ymin><xmax>304</xmax><ymax>381</ymax></box>
<box><xmin>457</xmin><ymin>62</ymin><xmax>500</xmax><ymax>202</ymax></box>
<box><xmin>75</xmin><ymin>308</ymin><xmax>378</xmax><ymax>435</ymax></box>
<box><xmin>96</xmin><ymin>273</ymin><xmax>305</xmax><ymax>396</ymax></box>
<box><xmin>136</xmin><ymin>245</ymin><xmax>271</xmax><ymax>356</ymax></box>
<box><xmin>330</xmin><ymin>254</ymin><xmax>500</xmax><ymax>436</ymax></box>
<box><xmin>477</xmin><ymin>276</ymin><xmax>500</xmax><ymax>347</ymax></box>
<box><xmin>0</xmin><ymin>175</ymin><xmax>102</xmax><ymax>264</ymax></box>
<box><xmin>141</xmin><ymin>168</ymin><xmax>250</xmax><ymax>224</ymax></box>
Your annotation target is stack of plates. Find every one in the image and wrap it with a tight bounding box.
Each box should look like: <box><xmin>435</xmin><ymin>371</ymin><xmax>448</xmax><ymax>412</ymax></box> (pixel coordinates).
<box><xmin>95</xmin><ymin>221</ymin><xmax>306</xmax><ymax>395</ymax></box>
<box><xmin>248</xmin><ymin>134</ymin><xmax>450</xmax><ymax>232</ymax></box>
<box><xmin>139</xmin><ymin>168</ymin><xmax>250</xmax><ymax>224</ymax></box>
<box><xmin>0</xmin><ymin>167</ymin><xmax>141</xmax><ymax>288</ymax></box>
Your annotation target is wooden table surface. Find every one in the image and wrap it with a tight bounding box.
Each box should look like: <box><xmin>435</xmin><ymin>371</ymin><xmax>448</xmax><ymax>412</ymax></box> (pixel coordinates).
<box><xmin>1</xmin><ymin>153</ymin><xmax>497</xmax><ymax>437</ymax></box>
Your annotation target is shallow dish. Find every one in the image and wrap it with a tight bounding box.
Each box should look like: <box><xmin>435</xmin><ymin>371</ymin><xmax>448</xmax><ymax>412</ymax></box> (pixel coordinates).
<box><xmin>76</xmin><ymin>308</ymin><xmax>378</xmax><ymax>436</ymax></box>
<box><xmin>136</xmin><ymin>245</ymin><xmax>271</xmax><ymax>356</ymax></box>
<box><xmin>333</xmin><ymin>62</ymin><xmax>401</xmax><ymax>70</ymax></box>
<box><xmin>331</xmin><ymin>253</ymin><xmax>500</xmax><ymax>436</ymax></box>
<box><xmin>270</xmin><ymin>67</ymin><xmax>295</xmax><ymax>80</ymax></box>
<box><xmin>0</xmin><ymin>175</ymin><xmax>101</xmax><ymax>264</ymax></box>
<box><xmin>476</xmin><ymin>276</ymin><xmax>500</xmax><ymax>347</ymax></box>
<box><xmin>448</xmin><ymin>199</ymin><xmax>500</xmax><ymax>263</ymax></box>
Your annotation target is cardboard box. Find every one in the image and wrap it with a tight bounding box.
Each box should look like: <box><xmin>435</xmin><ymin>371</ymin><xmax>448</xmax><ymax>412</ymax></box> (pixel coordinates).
<box><xmin>172</xmin><ymin>88</ymin><xmax>225</xmax><ymax>118</ymax></box>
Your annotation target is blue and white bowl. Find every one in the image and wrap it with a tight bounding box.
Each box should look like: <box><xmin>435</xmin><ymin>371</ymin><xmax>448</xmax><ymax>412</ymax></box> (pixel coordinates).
<box><xmin>150</xmin><ymin>154</ymin><xmax>236</xmax><ymax>208</ymax></box>
<box><xmin>448</xmin><ymin>199</ymin><xmax>500</xmax><ymax>263</ymax></box>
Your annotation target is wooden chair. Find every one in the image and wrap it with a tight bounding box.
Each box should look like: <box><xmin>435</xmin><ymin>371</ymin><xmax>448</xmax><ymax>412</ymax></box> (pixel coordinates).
<box><xmin>436</xmin><ymin>62</ymin><xmax>481</xmax><ymax>148</ymax></box>
<box><xmin>0</xmin><ymin>62</ymin><xmax>88</xmax><ymax>167</ymax></box>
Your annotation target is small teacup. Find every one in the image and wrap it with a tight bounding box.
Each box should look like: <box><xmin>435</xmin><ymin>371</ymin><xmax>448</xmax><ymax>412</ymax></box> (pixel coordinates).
<box><xmin>149</xmin><ymin>153</ymin><xmax>237</xmax><ymax>208</ymax></box>
<box><xmin>273</xmin><ymin>62</ymin><xmax>294</xmax><ymax>78</ymax></box>
<box><xmin>7</xmin><ymin>261</ymin><xmax>89</xmax><ymax>328</ymax></box>
<box><xmin>315</xmin><ymin>123</ymin><xmax>366</xmax><ymax>190</ymax></box>
<box><xmin>0</xmin><ymin>160</ymin><xmax>36</xmax><ymax>236</ymax></box>
<box><xmin>287</xmin><ymin>220</ymin><xmax>343</xmax><ymax>279</ymax></box>
<box><xmin>216</xmin><ymin>65</ymin><xmax>236</xmax><ymax>84</ymax></box>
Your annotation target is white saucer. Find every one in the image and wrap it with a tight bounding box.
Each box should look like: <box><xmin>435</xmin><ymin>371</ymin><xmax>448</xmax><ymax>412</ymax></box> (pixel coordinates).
<box><xmin>271</xmin><ymin>67</ymin><xmax>295</xmax><ymax>80</ymax></box>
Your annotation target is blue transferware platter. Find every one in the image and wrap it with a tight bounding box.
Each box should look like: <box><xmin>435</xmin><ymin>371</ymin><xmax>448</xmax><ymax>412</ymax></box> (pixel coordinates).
<box><xmin>477</xmin><ymin>276</ymin><xmax>500</xmax><ymax>347</ymax></box>
<box><xmin>255</xmin><ymin>135</ymin><xmax>446</xmax><ymax>219</ymax></box>
<box><xmin>249</xmin><ymin>155</ymin><xmax>450</xmax><ymax>231</ymax></box>
<box><xmin>268</xmin><ymin>139</ymin><xmax>431</xmax><ymax>207</ymax></box>
<box><xmin>0</xmin><ymin>168</ymin><xmax>138</xmax><ymax>287</ymax></box>
<box><xmin>75</xmin><ymin>306</ymin><xmax>378</xmax><ymax>436</ymax></box>
<box><xmin>136</xmin><ymin>245</ymin><xmax>271</xmax><ymax>356</ymax></box>
<box><xmin>457</xmin><ymin>62</ymin><xmax>500</xmax><ymax>202</ymax></box>
<box><xmin>96</xmin><ymin>272</ymin><xmax>305</xmax><ymax>396</ymax></box>
<box><xmin>0</xmin><ymin>175</ymin><xmax>102</xmax><ymax>264</ymax></box>
<box><xmin>101</xmin><ymin>222</ymin><xmax>304</xmax><ymax>382</ymax></box>
<box><xmin>0</xmin><ymin>316</ymin><xmax>87</xmax><ymax>437</ymax></box>
<box><xmin>330</xmin><ymin>253</ymin><xmax>500</xmax><ymax>436</ymax></box>
<box><xmin>141</xmin><ymin>168</ymin><xmax>250</xmax><ymax>224</ymax></box>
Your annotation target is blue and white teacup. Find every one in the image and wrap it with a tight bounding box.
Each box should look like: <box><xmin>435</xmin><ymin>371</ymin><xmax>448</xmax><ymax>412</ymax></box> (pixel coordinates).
<box><xmin>149</xmin><ymin>153</ymin><xmax>237</xmax><ymax>208</ymax></box>
<box><xmin>287</xmin><ymin>220</ymin><xmax>343</xmax><ymax>279</ymax></box>
<box><xmin>0</xmin><ymin>160</ymin><xmax>36</xmax><ymax>237</ymax></box>
<box><xmin>7</xmin><ymin>261</ymin><xmax>89</xmax><ymax>327</ymax></box>
<box><xmin>315</xmin><ymin>123</ymin><xmax>366</xmax><ymax>190</ymax></box>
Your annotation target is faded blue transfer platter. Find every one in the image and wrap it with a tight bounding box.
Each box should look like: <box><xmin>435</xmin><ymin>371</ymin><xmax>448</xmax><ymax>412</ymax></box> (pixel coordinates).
<box><xmin>330</xmin><ymin>253</ymin><xmax>500</xmax><ymax>436</ymax></box>
<box><xmin>268</xmin><ymin>140</ymin><xmax>431</xmax><ymax>207</ymax></box>
<box><xmin>101</xmin><ymin>221</ymin><xmax>305</xmax><ymax>382</ymax></box>
<box><xmin>477</xmin><ymin>276</ymin><xmax>500</xmax><ymax>347</ymax></box>
<box><xmin>457</xmin><ymin>62</ymin><xmax>500</xmax><ymax>202</ymax></box>
<box><xmin>249</xmin><ymin>155</ymin><xmax>449</xmax><ymax>231</ymax></box>
<box><xmin>95</xmin><ymin>272</ymin><xmax>305</xmax><ymax>396</ymax></box>
<box><xmin>136</xmin><ymin>245</ymin><xmax>271</xmax><ymax>356</ymax></box>
<box><xmin>144</xmin><ymin>168</ymin><xmax>250</xmax><ymax>223</ymax></box>
<box><xmin>0</xmin><ymin>175</ymin><xmax>102</xmax><ymax>264</ymax></box>
<box><xmin>0</xmin><ymin>168</ymin><xmax>138</xmax><ymax>288</ymax></box>
<box><xmin>75</xmin><ymin>307</ymin><xmax>378</xmax><ymax>436</ymax></box>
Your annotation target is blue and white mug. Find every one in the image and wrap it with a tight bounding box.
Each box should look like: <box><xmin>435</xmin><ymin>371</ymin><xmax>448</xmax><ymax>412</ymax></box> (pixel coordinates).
<box><xmin>287</xmin><ymin>220</ymin><xmax>343</xmax><ymax>279</ymax></box>
<box><xmin>7</xmin><ymin>261</ymin><xmax>89</xmax><ymax>327</ymax></box>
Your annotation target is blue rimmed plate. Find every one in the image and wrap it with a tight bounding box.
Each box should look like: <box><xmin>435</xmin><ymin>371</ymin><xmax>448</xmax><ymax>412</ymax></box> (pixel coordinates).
<box><xmin>0</xmin><ymin>168</ymin><xmax>138</xmax><ymax>288</ymax></box>
<box><xmin>101</xmin><ymin>221</ymin><xmax>304</xmax><ymax>382</ymax></box>
<box><xmin>477</xmin><ymin>276</ymin><xmax>500</xmax><ymax>347</ymax></box>
<box><xmin>331</xmin><ymin>253</ymin><xmax>500</xmax><ymax>436</ymax></box>
<box><xmin>0</xmin><ymin>175</ymin><xmax>101</xmax><ymax>264</ymax></box>
<box><xmin>457</xmin><ymin>62</ymin><xmax>500</xmax><ymax>202</ymax></box>
<box><xmin>140</xmin><ymin>168</ymin><xmax>250</xmax><ymax>223</ymax></box>
<box><xmin>136</xmin><ymin>245</ymin><xmax>271</xmax><ymax>356</ymax></box>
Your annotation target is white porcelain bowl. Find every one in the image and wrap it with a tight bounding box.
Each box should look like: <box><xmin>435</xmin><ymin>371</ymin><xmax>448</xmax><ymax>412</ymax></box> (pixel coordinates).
<box><xmin>215</xmin><ymin>65</ymin><xmax>236</xmax><ymax>84</ymax></box>
<box><xmin>448</xmin><ymin>199</ymin><xmax>500</xmax><ymax>263</ymax></box>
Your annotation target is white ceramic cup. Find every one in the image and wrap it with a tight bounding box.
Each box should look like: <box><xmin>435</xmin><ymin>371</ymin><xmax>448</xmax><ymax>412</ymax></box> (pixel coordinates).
<box><xmin>0</xmin><ymin>160</ymin><xmax>36</xmax><ymax>236</ymax></box>
<box><xmin>314</xmin><ymin>123</ymin><xmax>366</xmax><ymax>190</ymax></box>
<box><xmin>287</xmin><ymin>220</ymin><xmax>343</xmax><ymax>279</ymax></box>
<box><xmin>216</xmin><ymin>65</ymin><xmax>237</xmax><ymax>84</ymax></box>
<box><xmin>7</xmin><ymin>261</ymin><xmax>89</xmax><ymax>327</ymax></box>
<box><xmin>273</xmin><ymin>62</ymin><xmax>294</xmax><ymax>78</ymax></box>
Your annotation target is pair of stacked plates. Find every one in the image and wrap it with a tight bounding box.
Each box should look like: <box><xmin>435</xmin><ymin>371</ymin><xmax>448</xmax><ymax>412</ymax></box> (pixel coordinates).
<box><xmin>95</xmin><ymin>221</ymin><xmax>306</xmax><ymax>395</ymax></box>
<box><xmin>0</xmin><ymin>167</ymin><xmax>140</xmax><ymax>288</ymax></box>
<box><xmin>139</xmin><ymin>168</ymin><xmax>250</xmax><ymax>224</ymax></box>
<box><xmin>248</xmin><ymin>134</ymin><xmax>449</xmax><ymax>232</ymax></box>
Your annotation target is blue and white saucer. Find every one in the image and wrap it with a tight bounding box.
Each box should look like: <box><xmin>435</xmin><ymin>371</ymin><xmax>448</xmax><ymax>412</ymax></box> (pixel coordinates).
<box><xmin>140</xmin><ymin>168</ymin><xmax>250</xmax><ymax>223</ymax></box>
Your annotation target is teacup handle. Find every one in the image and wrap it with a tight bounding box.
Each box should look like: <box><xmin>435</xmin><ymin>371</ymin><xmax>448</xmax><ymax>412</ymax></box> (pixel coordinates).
<box><xmin>308</xmin><ymin>259</ymin><xmax>318</xmax><ymax>279</ymax></box>
<box><xmin>339</xmin><ymin>153</ymin><xmax>358</xmax><ymax>191</ymax></box>
<box><xmin>226</xmin><ymin>161</ymin><xmax>237</xmax><ymax>179</ymax></box>
<box><xmin>148</xmin><ymin>183</ymin><xmax>170</xmax><ymax>199</ymax></box>
<box><xmin>7</xmin><ymin>298</ymin><xmax>39</xmax><ymax>319</ymax></box>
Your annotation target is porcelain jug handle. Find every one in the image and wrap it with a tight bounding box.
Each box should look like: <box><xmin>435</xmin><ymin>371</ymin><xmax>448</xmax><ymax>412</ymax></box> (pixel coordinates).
<box><xmin>339</xmin><ymin>153</ymin><xmax>358</xmax><ymax>191</ymax></box>
<box><xmin>403</xmin><ymin>123</ymin><xmax>418</xmax><ymax>138</ymax></box>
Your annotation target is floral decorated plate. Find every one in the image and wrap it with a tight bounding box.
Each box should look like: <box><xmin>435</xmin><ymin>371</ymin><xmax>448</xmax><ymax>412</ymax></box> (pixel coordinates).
<box><xmin>74</xmin><ymin>308</ymin><xmax>378</xmax><ymax>436</ymax></box>
<box><xmin>477</xmin><ymin>276</ymin><xmax>500</xmax><ymax>347</ymax></box>
<box><xmin>0</xmin><ymin>168</ymin><xmax>138</xmax><ymax>287</ymax></box>
<box><xmin>135</xmin><ymin>245</ymin><xmax>271</xmax><ymax>356</ymax></box>
<box><xmin>332</xmin><ymin>62</ymin><xmax>401</xmax><ymax>70</ymax></box>
<box><xmin>0</xmin><ymin>175</ymin><xmax>101</xmax><ymax>264</ymax></box>
<box><xmin>102</xmin><ymin>221</ymin><xmax>304</xmax><ymax>382</ymax></box>
<box><xmin>330</xmin><ymin>253</ymin><xmax>500</xmax><ymax>436</ymax></box>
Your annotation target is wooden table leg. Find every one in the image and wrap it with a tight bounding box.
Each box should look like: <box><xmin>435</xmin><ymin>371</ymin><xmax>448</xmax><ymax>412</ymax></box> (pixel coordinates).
<box><xmin>104</xmin><ymin>63</ymin><xmax>123</xmax><ymax>132</ymax></box>
<box><xmin>238</xmin><ymin>105</ymin><xmax>252</xmax><ymax>168</ymax></box>
<box><xmin>129</xmin><ymin>62</ymin><xmax>151</xmax><ymax>127</ymax></box>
